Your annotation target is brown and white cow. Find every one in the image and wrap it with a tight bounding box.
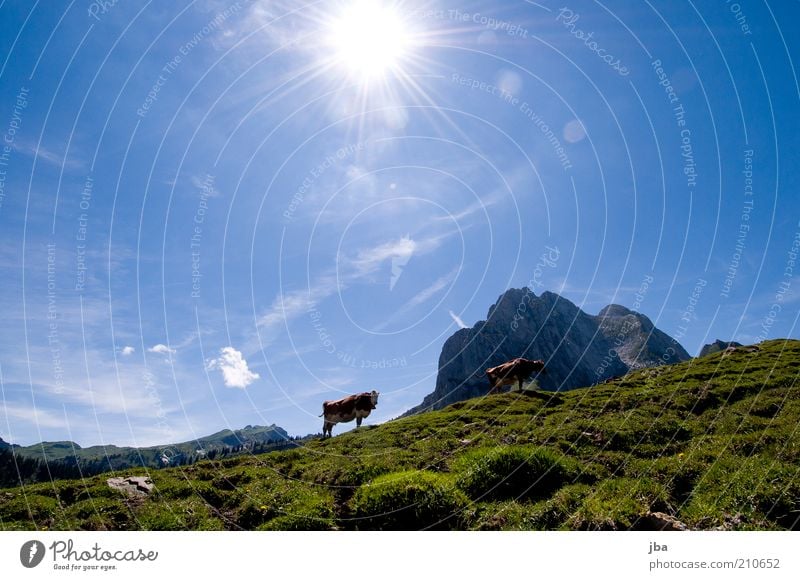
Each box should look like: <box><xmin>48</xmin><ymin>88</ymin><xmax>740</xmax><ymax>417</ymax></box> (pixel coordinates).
<box><xmin>485</xmin><ymin>358</ymin><xmax>546</xmax><ymax>394</ymax></box>
<box><xmin>320</xmin><ymin>390</ymin><xmax>379</xmax><ymax>438</ymax></box>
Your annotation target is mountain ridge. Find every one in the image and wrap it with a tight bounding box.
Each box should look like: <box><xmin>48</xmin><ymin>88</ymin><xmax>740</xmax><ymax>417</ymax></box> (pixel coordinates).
<box><xmin>4</xmin><ymin>423</ymin><xmax>290</xmax><ymax>459</ymax></box>
<box><xmin>406</xmin><ymin>287</ymin><xmax>689</xmax><ymax>415</ymax></box>
<box><xmin>0</xmin><ymin>424</ymin><xmax>295</xmax><ymax>487</ymax></box>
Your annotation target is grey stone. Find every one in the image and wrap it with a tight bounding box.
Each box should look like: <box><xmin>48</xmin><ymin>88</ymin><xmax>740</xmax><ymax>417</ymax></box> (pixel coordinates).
<box><xmin>107</xmin><ymin>476</ymin><xmax>153</xmax><ymax>497</ymax></box>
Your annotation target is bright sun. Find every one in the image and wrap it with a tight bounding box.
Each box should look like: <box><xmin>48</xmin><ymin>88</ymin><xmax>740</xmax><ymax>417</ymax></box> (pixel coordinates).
<box><xmin>327</xmin><ymin>1</ymin><xmax>412</xmax><ymax>80</ymax></box>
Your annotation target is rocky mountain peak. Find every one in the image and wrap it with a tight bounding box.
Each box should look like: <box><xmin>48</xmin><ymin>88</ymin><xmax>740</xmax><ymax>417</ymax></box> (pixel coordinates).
<box><xmin>406</xmin><ymin>287</ymin><xmax>690</xmax><ymax>414</ymax></box>
<box><xmin>597</xmin><ymin>304</ymin><xmax>635</xmax><ymax>318</ymax></box>
<box><xmin>486</xmin><ymin>287</ymin><xmax>532</xmax><ymax>320</ymax></box>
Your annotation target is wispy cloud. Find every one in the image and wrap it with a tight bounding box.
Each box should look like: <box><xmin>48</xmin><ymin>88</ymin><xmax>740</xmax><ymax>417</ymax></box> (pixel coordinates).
<box><xmin>13</xmin><ymin>142</ymin><xmax>83</xmax><ymax>170</ymax></box>
<box><xmin>434</xmin><ymin>163</ymin><xmax>530</xmax><ymax>223</ymax></box>
<box><xmin>258</xmin><ymin>276</ymin><xmax>336</xmax><ymax>332</ymax></box>
<box><xmin>120</xmin><ymin>346</ymin><xmax>135</xmax><ymax>356</ymax></box>
<box><xmin>449</xmin><ymin>310</ymin><xmax>468</xmax><ymax>329</ymax></box>
<box><xmin>206</xmin><ymin>346</ymin><xmax>260</xmax><ymax>389</ymax></box>
<box><xmin>258</xmin><ymin>232</ymin><xmax>452</xmax><ymax>336</ymax></box>
<box><xmin>190</xmin><ymin>174</ymin><xmax>221</xmax><ymax>197</ymax></box>
<box><xmin>372</xmin><ymin>267</ymin><xmax>460</xmax><ymax>332</ymax></box>
<box><xmin>440</xmin><ymin>189</ymin><xmax>507</xmax><ymax>222</ymax></box>
<box><xmin>343</xmin><ymin>236</ymin><xmax>416</xmax><ymax>277</ymax></box>
<box><xmin>406</xmin><ymin>268</ymin><xmax>458</xmax><ymax>309</ymax></box>
<box><xmin>1</xmin><ymin>402</ymin><xmax>67</xmax><ymax>429</ymax></box>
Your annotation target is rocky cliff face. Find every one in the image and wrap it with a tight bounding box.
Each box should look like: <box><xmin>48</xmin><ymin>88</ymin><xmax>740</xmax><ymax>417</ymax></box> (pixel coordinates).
<box><xmin>406</xmin><ymin>288</ymin><xmax>690</xmax><ymax>414</ymax></box>
<box><xmin>595</xmin><ymin>304</ymin><xmax>689</xmax><ymax>370</ymax></box>
<box><xmin>699</xmin><ymin>340</ymin><xmax>743</xmax><ymax>358</ymax></box>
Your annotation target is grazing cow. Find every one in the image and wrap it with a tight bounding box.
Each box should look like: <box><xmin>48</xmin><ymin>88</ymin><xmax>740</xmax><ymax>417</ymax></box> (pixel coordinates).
<box><xmin>320</xmin><ymin>391</ymin><xmax>379</xmax><ymax>438</ymax></box>
<box><xmin>485</xmin><ymin>358</ymin><xmax>546</xmax><ymax>394</ymax></box>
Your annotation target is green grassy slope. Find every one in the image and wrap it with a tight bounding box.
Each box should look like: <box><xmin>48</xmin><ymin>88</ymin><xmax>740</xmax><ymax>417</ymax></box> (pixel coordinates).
<box><xmin>2</xmin><ymin>339</ymin><xmax>799</xmax><ymax>531</ymax></box>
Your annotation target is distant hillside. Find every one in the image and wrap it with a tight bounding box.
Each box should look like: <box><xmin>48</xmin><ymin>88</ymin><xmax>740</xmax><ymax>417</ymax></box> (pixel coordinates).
<box><xmin>407</xmin><ymin>288</ymin><xmax>689</xmax><ymax>414</ymax></box>
<box><xmin>1</xmin><ymin>424</ymin><xmax>293</xmax><ymax>488</ymax></box>
<box><xmin>2</xmin><ymin>339</ymin><xmax>798</xmax><ymax>531</ymax></box>
<box><xmin>699</xmin><ymin>339</ymin><xmax>743</xmax><ymax>358</ymax></box>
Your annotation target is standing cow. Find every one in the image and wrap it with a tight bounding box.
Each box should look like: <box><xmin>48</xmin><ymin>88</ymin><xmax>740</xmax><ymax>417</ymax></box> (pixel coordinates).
<box><xmin>485</xmin><ymin>358</ymin><xmax>546</xmax><ymax>394</ymax></box>
<box><xmin>320</xmin><ymin>390</ymin><xmax>379</xmax><ymax>438</ymax></box>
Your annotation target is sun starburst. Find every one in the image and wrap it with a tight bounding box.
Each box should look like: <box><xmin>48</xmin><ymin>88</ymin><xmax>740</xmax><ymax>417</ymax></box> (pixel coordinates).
<box><xmin>326</xmin><ymin>0</ymin><xmax>414</xmax><ymax>83</ymax></box>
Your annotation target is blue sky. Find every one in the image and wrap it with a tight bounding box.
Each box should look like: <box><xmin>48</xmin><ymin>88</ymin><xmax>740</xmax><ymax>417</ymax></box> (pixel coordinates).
<box><xmin>0</xmin><ymin>0</ymin><xmax>798</xmax><ymax>446</ymax></box>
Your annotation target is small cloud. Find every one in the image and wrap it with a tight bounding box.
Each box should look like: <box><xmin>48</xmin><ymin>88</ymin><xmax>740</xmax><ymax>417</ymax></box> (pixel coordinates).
<box><xmin>206</xmin><ymin>346</ymin><xmax>260</xmax><ymax>389</ymax></box>
<box><xmin>148</xmin><ymin>344</ymin><xmax>176</xmax><ymax>355</ymax></box>
<box><xmin>190</xmin><ymin>174</ymin><xmax>221</xmax><ymax>197</ymax></box>
<box><xmin>120</xmin><ymin>346</ymin><xmax>135</xmax><ymax>356</ymax></box>
<box><xmin>449</xmin><ymin>310</ymin><xmax>468</xmax><ymax>329</ymax></box>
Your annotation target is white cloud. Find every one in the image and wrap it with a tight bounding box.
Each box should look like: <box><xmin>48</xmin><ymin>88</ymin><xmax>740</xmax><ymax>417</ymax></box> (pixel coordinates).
<box><xmin>148</xmin><ymin>344</ymin><xmax>176</xmax><ymax>355</ymax></box>
<box><xmin>1</xmin><ymin>403</ymin><xmax>68</xmax><ymax>429</ymax></box>
<box><xmin>120</xmin><ymin>346</ymin><xmax>135</xmax><ymax>356</ymax></box>
<box><xmin>206</xmin><ymin>346</ymin><xmax>260</xmax><ymax>389</ymax></box>
<box><xmin>449</xmin><ymin>310</ymin><xmax>468</xmax><ymax>329</ymax></box>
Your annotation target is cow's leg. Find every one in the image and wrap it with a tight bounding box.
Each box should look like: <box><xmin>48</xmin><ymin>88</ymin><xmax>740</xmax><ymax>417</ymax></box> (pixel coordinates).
<box><xmin>356</xmin><ymin>416</ymin><xmax>363</xmax><ymax>428</ymax></box>
<box><xmin>491</xmin><ymin>376</ymin><xmax>506</xmax><ymax>394</ymax></box>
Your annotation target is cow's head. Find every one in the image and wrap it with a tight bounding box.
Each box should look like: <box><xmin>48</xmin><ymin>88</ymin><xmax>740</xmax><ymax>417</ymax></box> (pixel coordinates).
<box><xmin>528</xmin><ymin>359</ymin><xmax>546</xmax><ymax>374</ymax></box>
<box><xmin>370</xmin><ymin>390</ymin><xmax>379</xmax><ymax>408</ymax></box>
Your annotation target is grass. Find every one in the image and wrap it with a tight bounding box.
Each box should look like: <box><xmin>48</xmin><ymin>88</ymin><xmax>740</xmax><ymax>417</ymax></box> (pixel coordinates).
<box><xmin>350</xmin><ymin>470</ymin><xmax>468</xmax><ymax>530</ymax></box>
<box><xmin>1</xmin><ymin>338</ymin><xmax>799</xmax><ymax>530</ymax></box>
<box><xmin>452</xmin><ymin>446</ymin><xmax>578</xmax><ymax>501</ymax></box>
